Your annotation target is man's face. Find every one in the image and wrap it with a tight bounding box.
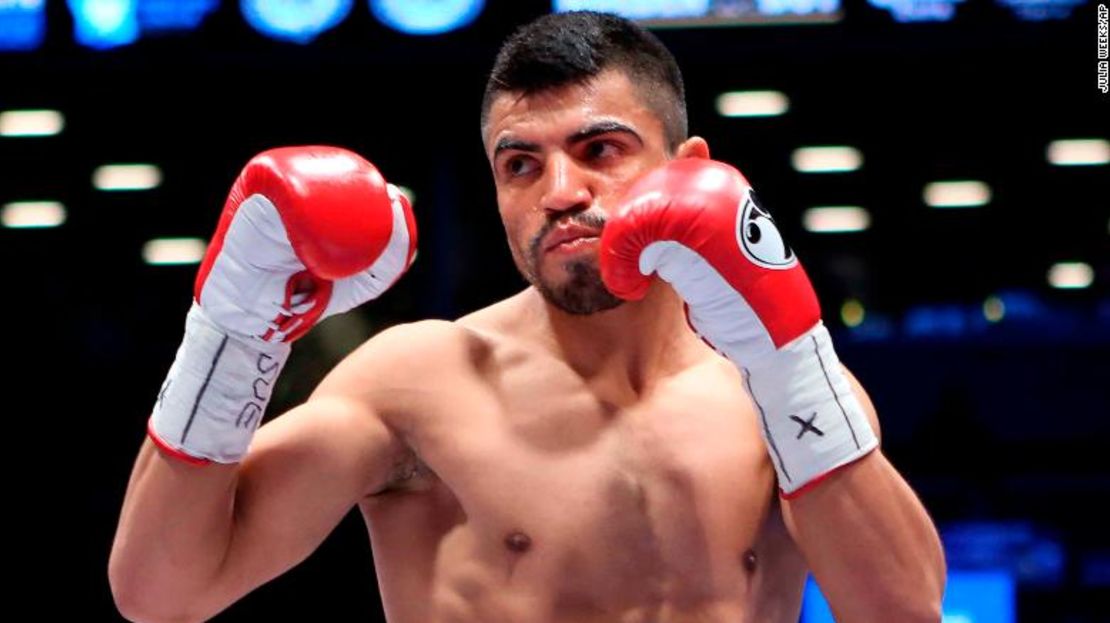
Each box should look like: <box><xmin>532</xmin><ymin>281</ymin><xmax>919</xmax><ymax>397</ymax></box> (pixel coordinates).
<box><xmin>484</xmin><ymin>69</ymin><xmax>673</xmax><ymax>315</ymax></box>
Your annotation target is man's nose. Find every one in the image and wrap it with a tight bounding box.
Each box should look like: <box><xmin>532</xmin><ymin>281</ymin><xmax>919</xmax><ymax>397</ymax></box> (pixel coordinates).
<box><xmin>539</xmin><ymin>152</ymin><xmax>592</xmax><ymax>216</ymax></box>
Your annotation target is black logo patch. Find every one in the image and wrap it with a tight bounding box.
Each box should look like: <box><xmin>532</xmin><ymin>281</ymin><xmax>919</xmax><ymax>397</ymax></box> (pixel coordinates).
<box><xmin>736</xmin><ymin>190</ymin><xmax>797</xmax><ymax>270</ymax></box>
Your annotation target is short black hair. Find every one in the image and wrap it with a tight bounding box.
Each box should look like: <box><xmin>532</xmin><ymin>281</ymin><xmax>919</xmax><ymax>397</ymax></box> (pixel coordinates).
<box><xmin>481</xmin><ymin>11</ymin><xmax>688</xmax><ymax>153</ymax></box>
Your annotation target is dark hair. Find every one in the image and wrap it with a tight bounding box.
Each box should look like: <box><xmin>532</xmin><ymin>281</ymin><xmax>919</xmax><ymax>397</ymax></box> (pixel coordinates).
<box><xmin>480</xmin><ymin>11</ymin><xmax>688</xmax><ymax>153</ymax></box>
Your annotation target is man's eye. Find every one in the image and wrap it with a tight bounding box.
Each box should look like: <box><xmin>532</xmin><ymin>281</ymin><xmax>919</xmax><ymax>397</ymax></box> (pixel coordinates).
<box><xmin>506</xmin><ymin>157</ymin><xmax>536</xmax><ymax>177</ymax></box>
<box><xmin>586</xmin><ymin>141</ymin><xmax>619</xmax><ymax>160</ymax></box>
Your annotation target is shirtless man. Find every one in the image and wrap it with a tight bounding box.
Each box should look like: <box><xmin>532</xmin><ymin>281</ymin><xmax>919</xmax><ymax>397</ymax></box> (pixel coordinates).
<box><xmin>109</xmin><ymin>11</ymin><xmax>945</xmax><ymax>623</ymax></box>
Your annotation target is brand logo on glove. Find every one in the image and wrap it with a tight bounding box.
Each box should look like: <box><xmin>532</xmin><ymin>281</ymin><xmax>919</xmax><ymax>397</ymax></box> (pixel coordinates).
<box><xmin>235</xmin><ymin>353</ymin><xmax>281</xmax><ymax>431</ymax></box>
<box><xmin>736</xmin><ymin>190</ymin><xmax>797</xmax><ymax>270</ymax></box>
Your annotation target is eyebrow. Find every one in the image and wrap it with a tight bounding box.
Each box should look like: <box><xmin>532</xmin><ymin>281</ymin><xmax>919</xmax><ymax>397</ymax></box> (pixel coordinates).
<box><xmin>492</xmin><ymin>120</ymin><xmax>644</xmax><ymax>160</ymax></box>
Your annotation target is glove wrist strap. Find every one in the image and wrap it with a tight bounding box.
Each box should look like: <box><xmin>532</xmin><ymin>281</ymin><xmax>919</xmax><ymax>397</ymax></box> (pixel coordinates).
<box><xmin>147</xmin><ymin>302</ymin><xmax>291</xmax><ymax>465</ymax></box>
<box><xmin>737</xmin><ymin>322</ymin><xmax>879</xmax><ymax>497</ymax></box>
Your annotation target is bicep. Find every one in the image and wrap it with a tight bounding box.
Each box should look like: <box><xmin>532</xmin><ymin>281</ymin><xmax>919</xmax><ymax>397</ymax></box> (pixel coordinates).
<box><xmin>196</xmin><ymin>394</ymin><xmax>406</xmax><ymax>618</ymax></box>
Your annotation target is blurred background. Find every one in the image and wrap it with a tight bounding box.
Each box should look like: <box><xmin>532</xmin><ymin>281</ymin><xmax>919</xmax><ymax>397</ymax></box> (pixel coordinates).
<box><xmin>2</xmin><ymin>0</ymin><xmax>1106</xmax><ymax>621</ymax></box>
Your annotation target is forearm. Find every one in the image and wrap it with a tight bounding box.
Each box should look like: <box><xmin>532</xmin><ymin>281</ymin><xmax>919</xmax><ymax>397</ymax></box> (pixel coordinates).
<box><xmin>109</xmin><ymin>438</ymin><xmax>238</xmax><ymax>621</ymax></box>
<box><xmin>783</xmin><ymin>450</ymin><xmax>946</xmax><ymax>623</ymax></box>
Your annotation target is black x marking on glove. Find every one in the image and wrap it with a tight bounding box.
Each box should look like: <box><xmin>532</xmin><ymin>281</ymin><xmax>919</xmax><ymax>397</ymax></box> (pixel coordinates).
<box><xmin>790</xmin><ymin>413</ymin><xmax>824</xmax><ymax>439</ymax></box>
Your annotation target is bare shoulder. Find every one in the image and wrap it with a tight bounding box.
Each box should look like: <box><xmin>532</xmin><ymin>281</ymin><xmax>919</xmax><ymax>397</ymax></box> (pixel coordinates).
<box><xmin>313</xmin><ymin>318</ymin><xmax>490</xmax><ymax>404</ymax></box>
<box><xmin>669</xmin><ymin>352</ymin><xmax>752</xmax><ymax>405</ymax></box>
<box><xmin>312</xmin><ymin>291</ymin><xmax>534</xmax><ymax>425</ymax></box>
<box><xmin>310</xmin><ymin>315</ymin><xmax>501</xmax><ymax>426</ymax></box>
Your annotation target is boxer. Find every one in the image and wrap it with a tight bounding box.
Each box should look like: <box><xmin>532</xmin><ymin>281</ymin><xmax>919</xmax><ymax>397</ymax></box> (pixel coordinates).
<box><xmin>110</xmin><ymin>11</ymin><xmax>945</xmax><ymax>623</ymax></box>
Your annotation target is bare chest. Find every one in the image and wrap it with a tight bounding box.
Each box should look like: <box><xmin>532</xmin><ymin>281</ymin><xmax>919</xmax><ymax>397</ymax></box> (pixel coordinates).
<box><xmin>382</xmin><ymin>360</ymin><xmax>782</xmax><ymax>611</ymax></box>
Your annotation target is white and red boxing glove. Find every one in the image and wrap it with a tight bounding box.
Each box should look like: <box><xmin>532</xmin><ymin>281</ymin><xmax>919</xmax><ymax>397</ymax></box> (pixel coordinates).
<box><xmin>148</xmin><ymin>146</ymin><xmax>417</xmax><ymax>465</ymax></box>
<box><xmin>600</xmin><ymin>157</ymin><xmax>877</xmax><ymax>497</ymax></box>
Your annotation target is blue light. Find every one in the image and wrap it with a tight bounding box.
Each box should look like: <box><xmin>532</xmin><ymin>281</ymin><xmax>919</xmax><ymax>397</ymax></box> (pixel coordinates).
<box><xmin>554</xmin><ymin>0</ymin><xmax>711</xmax><ymax>20</ymax></box>
<box><xmin>67</xmin><ymin>0</ymin><xmax>140</xmax><ymax>49</ymax></box>
<box><xmin>941</xmin><ymin>571</ymin><xmax>1017</xmax><ymax>623</ymax></box>
<box><xmin>370</xmin><ymin>0</ymin><xmax>484</xmax><ymax>35</ymax></box>
<box><xmin>995</xmin><ymin>0</ymin><xmax>1086</xmax><ymax>21</ymax></box>
<box><xmin>799</xmin><ymin>578</ymin><xmax>835</xmax><ymax>623</ymax></box>
<box><xmin>802</xmin><ymin>570</ymin><xmax>1016</xmax><ymax>623</ymax></box>
<box><xmin>756</xmin><ymin>0</ymin><xmax>839</xmax><ymax>15</ymax></box>
<box><xmin>137</xmin><ymin>0</ymin><xmax>219</xmax><ymax>32</ymax></box>
<box><xmin>904</xmin><ymin>304</ymin><xmax>969</xmax><ymax>338</ymax></box>
<box><xmin>942</xmin><ymin>520</ymin><xmax>1065</xmax><ymax>587</ymax></box>
<box><xmin>993</xmin><ymin>289</ymin><xmax>1043</xmax><ymax>318</ymax></box>
<box><xmin>867</xmin><ymin>0</ymin><xmax>964</xmax><ymax>22</ymax></box>
<box><xmin>554</xmin><ymin>0</ymin><xmax>841</xmax><ymax>19</ymax></box>
<box><xmin>241</xmin><ymin>0</ymin><xmax>354</xmax><ymax>45</ymax></box>
<box><xmin>846</xmin><ymin>312</ymin><xmax>896</xmax><ymax>342</ymax></box>
<box><xmin>0</xmin><ymin>0</ymin><xmax>46</xmax><ymax>52</ymax></box>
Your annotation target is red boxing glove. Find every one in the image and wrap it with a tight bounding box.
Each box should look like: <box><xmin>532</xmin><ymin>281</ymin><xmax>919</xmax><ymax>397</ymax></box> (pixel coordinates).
<box><xmin>195</xmin><ymin>146</ymin><xmax>418</xmax><ymax>343</ymax></box>
<box><xmin>601</xmin><ymin>157</ymin><xmax>877</xmax><ymax>497</ymax></box>
<box><xmin>148</xmin><ymin>146</ymin><xmax>417</xmax><ymax>465</ymax></box>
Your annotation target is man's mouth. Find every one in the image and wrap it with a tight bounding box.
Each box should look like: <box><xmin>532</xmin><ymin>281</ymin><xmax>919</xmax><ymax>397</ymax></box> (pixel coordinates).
<box><xmin>544</xmin><ymin>223</ymin><xmax>602</xmax><ymax>253</ymax></box>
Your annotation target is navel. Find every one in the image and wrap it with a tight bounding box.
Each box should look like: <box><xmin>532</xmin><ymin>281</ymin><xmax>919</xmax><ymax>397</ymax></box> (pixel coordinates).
<box><xmin>504</xmin><ymin>530</ymin><xmax>532</xmax><ymax>554</ymax></box>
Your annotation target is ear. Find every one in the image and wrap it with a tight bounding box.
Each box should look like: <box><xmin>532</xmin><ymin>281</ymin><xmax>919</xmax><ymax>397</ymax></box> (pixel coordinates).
<box><xmin>675</xmin><ymin>136</ymin><xmax>710</xmax><ymax>160</ymax></box>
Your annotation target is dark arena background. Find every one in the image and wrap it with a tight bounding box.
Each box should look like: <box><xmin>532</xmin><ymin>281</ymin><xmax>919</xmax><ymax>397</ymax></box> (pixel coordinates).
<box><xmin>2</xmin><ymin>1</ymin><xmax>1106</xmax><ymax>621</ymax></box>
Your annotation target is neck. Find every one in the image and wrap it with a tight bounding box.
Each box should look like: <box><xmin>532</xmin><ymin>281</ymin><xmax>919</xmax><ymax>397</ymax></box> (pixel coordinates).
<box><xmin>520</xmin><ymin>280</ymin><xmax>706</xmax><ymax>398</ymax></box>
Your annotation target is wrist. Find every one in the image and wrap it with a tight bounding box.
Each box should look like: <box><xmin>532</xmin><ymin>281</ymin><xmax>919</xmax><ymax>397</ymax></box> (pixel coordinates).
<box><xmin>736</xmin><ymin>321</ymin><xmax>879</xmax><ymax>496</ymax></box>
<box><xmin>148</xmin><ymin>302</ymin><xmax>291</xmax><ymax>464</ymax></box>
<box><xmin>146</xmin><ymin>417</ymin><xmax>212</xmax><ymax>466</ymax></box>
